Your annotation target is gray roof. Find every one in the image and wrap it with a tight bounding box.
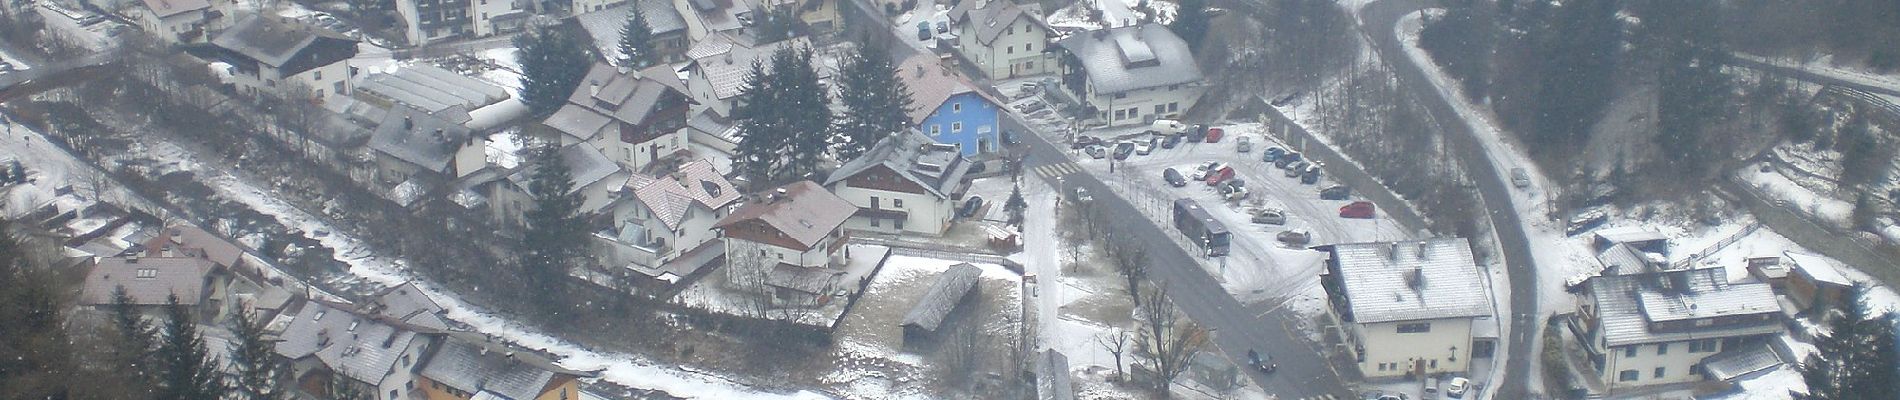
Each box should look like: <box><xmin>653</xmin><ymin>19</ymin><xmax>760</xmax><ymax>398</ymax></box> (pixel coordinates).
<box><xmin>1596</xmin><ymin>243</ymin><xmax>1661</xmax><ymax>276</ymax></box>
<box><xmin>951</xmin><ymin>0</ymin><xmax>1054</xmax><ymax>46</ymax></box>
<box><xmin>211</xmin><ymin>15</ymin><xmax>357</xmax><ymax>72</ymax></box>
<box><xmin>1592</xmin><ymin>227</ymin><xmax>1667</xmax><ymax>247</ymax></box>
<box><xmin>80</xmin><ymin>257</ymin><xmax>218</xmax><ymax>306</ymax></box>
<box><xmin>1587</xmin><ymin>268</ymin><xmax>1784</xmax><ymax>347</ymax></box>
<box><xmin>1325</xmin><ymin>238</ymin><xmax>1491</xmax><ymax>324</ymax></box>
<box><xmin>506</xmin><ymin>144</ymin><xmax>623</xmax><ymax>194</ymax></box>
<box><xmin>1699</xmin><ymin>343</ymin><xmax>1783</xmax><ymax>381</ymax></box>
<box><xmin>1784</xmin><ymin>251</ymin><xmax>1853</xmax><ymax>287</ymax></box>
<box><xmin>687</xmin><ymin>109</ymin><xmax>739</xmax><ymax>144</ymax></box>
<box><xmin>142</xmin><ymin>0</ymin><xmax>209</xmax><ymax>18</ymax></box>
<box><xmin>901</xmin><ymin>263</ymin><xmax>982</xmax><ymax>332</ymax></box>
<box><xmin>894</xmin><ymin>55</ymin><xmax>1002</xmax><ymax>125</ymax></box>
<box><xmin>545</xmin><ymin>62</ymin><xmax>690</xmax><ymax>141</ymax></box>
<box><xmin>575</xmin><ymin>0</ymin><xmax>687</xmax><ymax>64</ymax></box>
<box><xmin>1053</xmin><ymin>24</ymin><xmax>1203</xmax><ymax>94</ymax></box>
<box><xmin>824</xmin><ymin>128</ymin><xmax>972</xmax><ymax>199</ymax></box>
<box><xmin>687</xmin><ymin>36</ymin><xmax>822</xmax><ymax>101</ymax></box>
<box><xmin>370</xmin><ymin>282</ymin><xmax>452</xmax><ymax>331</ymax></box>
<box><xmin>625</xmin><ymin>159</ymin><xmax>739</xmax><ymax>231</ymax></box>
<box><xmin>1035</xmin><ymin>350</ymin><xmax>1074</xmax><ymax>400</ymax></box>
<box><xmin>146</xmin><ymin>225</ymin><xmax>244</xmax><ymax>269</ymax></box>
<box><xmin>371</xmin><ymin>106</ymin><xmax>473</xmax><ymax>174</ymax></box>
<box><xmin>358</xmin><ymin>65</ymin><xmax>509</xmax><ymax>113</ymax></box>
<box><xmin>419</xmin><ymin>335</ymin><xmax>583</xmax><ymax>400</ymax></box>
<box><xmin>713</xmin><ymin>181</ymin><xmax>856</xmax><ymax>249</ymax></box>
<box><xmin>274</xmin><ymin>301</ymin><xmax>435</xmax><ymax>386</ymax></box>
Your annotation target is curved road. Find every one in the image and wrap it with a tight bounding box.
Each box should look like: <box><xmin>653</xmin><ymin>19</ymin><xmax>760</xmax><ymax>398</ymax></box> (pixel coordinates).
<box><xmin>1357</xmin><ymin>1</ymin><xmax>1540</xmax><ymax>398</ymax></box>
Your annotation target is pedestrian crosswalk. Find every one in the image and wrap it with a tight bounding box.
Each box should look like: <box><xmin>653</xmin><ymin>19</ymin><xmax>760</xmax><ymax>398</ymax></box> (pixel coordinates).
<box><xmin>1031</xmin><ymin>162</ymin><xmax>1082</xmax><ymax>178</ymax></box>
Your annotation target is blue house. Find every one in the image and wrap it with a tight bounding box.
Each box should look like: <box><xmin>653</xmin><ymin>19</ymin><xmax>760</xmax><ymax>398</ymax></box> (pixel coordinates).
<box><xmin>898</xmin><ymin>56</ymin><xmax>1006</xmax><ymax>156</ymax></box>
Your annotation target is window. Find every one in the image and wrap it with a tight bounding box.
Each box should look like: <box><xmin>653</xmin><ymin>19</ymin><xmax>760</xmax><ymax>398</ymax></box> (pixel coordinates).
<box><xmin>1023</xmin><ymin>61</ymin><xmax>1034</xmax><ymax>69</ymax></box>
<box><xmin>1656</xmin><ymin>343</ymin><xmax>1668</xmax><ymax>355</ymax></box>
<box><xmin>1377</xmin><ymin>363</ymin><xmax>1386</xmax><ymax>371</ymax></box>
<box><xmin>894</xmin><ymin>218</ymin><xmax>905</xmax><ymax>230</ymax></box>
<box><xmin>953</xmin><ymin>103</ymin><xmax>962</xmax><ymax>112</ymax></box>
<box><xmin>1168</xmin><ymin>102</ymin><xmax>1179</xmax><ymax>112</ymax></box>
<box><xmin>1655</xmin><ymin>367</ymin><xmax>1667</xmax><ymax>378</ymax></box>
<box><xmin>1396</xmin><ymin>322</ymin><xmax>1431</xmax><ymax>333</ymax></box>
<box><xmin>1690</xmin><ymin>339</ymin><xmax>1718</xmax><ymax>353</ymax></box>
<box><xmin>1619</xmin><ymin>370</ymin><xmax>1639</xmax><ymax>382</ymax></box>
<box><xmin>893</xmin><ymin>199</ymin><xmax>904</xmax><ymax>208</ymax></box>
<box><xmin>1006</xmin><ymin>26</ymin><xmax>1013</xmax><ymax>35</ymax></box>
<box><xmin>871</xmin><ymin>196</ymin><xmax>880</xmax><ymax>208</ymax></box>
<box><xmin>1695</xmin><ymin>319</ymin><xmax>1714</xmax><ymax>327</ymax></box>
<box><xmin>1126</xmin><ymin>107</ymin><xmax>1138</xmax><ymax>120</ymax></box>
<box><xmin>1154</xmin><ymin>104</ymin><xmax>1166</xmax><ymax>114</ymax></box>
<box><xmin>931</xmin><ymin>125</ymin><xmax>942</xmax><ymax>135</ymax></box>
<box><xmin>1429</xmin><ymin>359</ymin><xmax>1437</xmax><ymax>368</ymax></box>
<box><xmin>314</xmin><ymin>70</ymin><xmax>322</xmax><ymax>80</ymax></box>
<box><xmin>870</xmin><ymin>218</ymin><xmax>880</xmax><ymax>227</ymax></box>
<box><xmin>1008</xmin><ymin>45</ymin><xmax>1014</xmax><ymax>54</ymax></box>
<box><xmin>334</xmin><ymin>81</ymin><xmax>346</xmax><ymax>95</ymax></box>
<box><xmin>1114</xmin><ymin>93</ymin><xmax>1127</xmax><ymax>99</ymax></box>
<box><xmin>1025</xmin><ymin>43</ymin><xmax>1032</xmax><ymax>51</ymax></box>
<box><xmin>952</xmin><ymin>122</ymin><xmax>963</xmax><ymax>132</ymax></box>
<box><xmin>1625</xmin><ymin>346</ymin><xmax>1637</xmax><ymax>358</ymax></box>
<box><xmin>136</xmin><ymin>268</ymin><xmax>158</xmax><ymax>278</ymax></box>
<box><xmin>389</xmin><ymin>390</ymin><xmax>398</xmax><ymax>400</ymax></box>
<box><xmin>1114</xmin><ymin>109</ymin><xmax>1126</xmax><ymax>120</ymax></box>
<box><xmin>403</xmin><ymin>354</ymin><xmax>412</xmax><ymax>366</ymax></box>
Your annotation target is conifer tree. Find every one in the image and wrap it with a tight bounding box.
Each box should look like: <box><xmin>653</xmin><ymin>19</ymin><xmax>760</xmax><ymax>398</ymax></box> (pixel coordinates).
<box><xmin>617</xmin><ymin>6</ymin><xmax>654</xmax><ymax>68</ymax></box>
<box><xmin>112</xmin><ymin>286</ymin><xmax>160</xmax><ymax>396</ymax></box>
<box><xmin>732</xmin><ymin>60</ymin><xmax>786</xmax><ymax>186</ymax></box>
<box><xmin>156</xmin><ymin>293</ymin><xmax>225</xmax><ymax>400</ymax></box>
<box><xmin>228</xmin><ymin>307</ymin><xmax>288</xmax><ymax>400</ymax></box>
<box><xmin>834</xmin><ymin>39</ymin><xmax>914</xmax><ymax>162</ymax></box>
<box><xmin>732</xmin><ymin>47</ymin><xmax>832</xmax><ymax>185</ymax></box>
<box><xmin>1005</xmin><ymin>184</ymin><xmax>1027</xmax><ymax>226</ymax></box>
<box><xmin>1801</xmin><ymin>285</ymin><xmax>1900</xmax><ymax>399</ymax></box>
<box><xmin>775</xmin><ymin>47</ymin><xmax>833</xmax><ymax>180</ymax></box>
<box><xmin>0</xmin><ymin>220</ymin><xmax>78</xmax><ymax>399</ymax></box>
<box><xmin>517</xmin><ymin>25</ymin><xmax>596</xmax><ymax>116</ymax></box>
<box><xmin>1168</xmin><ymin>0</ymin><xmax>1209</xmax><ymax>49</ymax></box>
<box><xmin>519</xmin><ymin>144</ymin><xmax>586</xmax><ymax>312</ymax></box>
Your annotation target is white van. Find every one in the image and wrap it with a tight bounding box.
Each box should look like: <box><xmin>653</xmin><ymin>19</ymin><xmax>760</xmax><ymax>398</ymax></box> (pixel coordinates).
<box><xmin>1151</xmin><ymin>119</ymin><xmax>1188</xmax><ymax>134</ymax></box>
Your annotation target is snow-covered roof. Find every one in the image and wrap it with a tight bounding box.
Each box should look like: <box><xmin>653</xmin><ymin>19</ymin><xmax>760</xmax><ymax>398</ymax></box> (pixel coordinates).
<box><xmin>211</xmin><ymin>15</ymin><xmax>356</xmax><ymax>73</ymax></box>
<box><xmin>686</xmin><ymin>36</ymin><xmax>823</xmax><ymax>101</ymax></box>
<box><xmin>1783</xmin><ymin>251</ymin><xmax>1853</xmax><ymax>287</ymax></box>
<box><xmin>506</xmin><ymin>144</ymin><xmax>623</xmax><ymax>194</ymax></box>
<box><xmin>370</xmin><ymin>282</ymin><xmax>452</xmax><ymax>331</ymax></box>
<box><xmin>901</xmin><ymin>263</ymin><xmax>982</xmax><ymax>332</ymax></box>
<box><xmin>1596</xmin><ymin>243</ymin><xmax>1660</xmax><ymax>276</ymax></box>
<box><xmin>1592</xmin><ymin>227</ymin><xmax>1667</xmax><ymax>246</ymax></box>
<box><xmin>1052</xmin><ymin>23</ymin><xmax>1202</xmax><ymax>94</ymax></box>
<box><xmin>824</xmin><ymin>128</ymin><xmax>971</xmax><ymax>199</ymax></box>
<box><xmin>1699</xmin><ymin>343</ymin><xmax>1784</xmax><ymax>381</ymax></box>
<box><xmin>573</xmin><ymin>0</ymin><xmax>687</xmax><ymax>63</ymax></box>
<box><xmin>625</xmin><ymin>159</ymin><xmax>739</xmax><ymax>231</ymax></box>
<box><xmin>950</xmin><ymin>0</ymin><xmax>1054</xmax><ymax>46</ymax></box>
<box><xmin>545</xmin><ymin>62</ymin><xmax>690</xmax><ymax>141</ymax></box>
<box><xmin>1587</xmin><ymin>268</ymin><xmax>1784</xmax><ymax>347</ymax></box>
<box><xmin>357</xmin><ymin>65</ymin><xmax>509</xmax><ymax>114</ymax></box>
<box><xmin>274</xmin><ymin>301</ymin><xmax>435</xmax><ymax>386</ymax></box>
<box><xmin>371</xmin><ymin>105</ymin><xmax>472</xmax><ymax>174</ymax></box>
<box><xmin>419</xmin><ymin>336</ymin><xmax>584</xmax><ymax>400</ymax></box>
<box><xmin>141</xmin><ymin>0</ymin><xmax>209</xmax><ymax>18</ymax></box>
<box><xmin>144</xmin><ymin>225</ymin><xmax>245</xmax><ymax>270</ymax></box>
<box><xmin>1324</xmin><ymin>238</ymin><xmax>1491</xmax><ymax>324</ymax></box>
<box><xmin>80</xmin><ymin>256</ymin><xmax>219</xmax><ymax>306</ymax></box>
<box><xmin>686</xmin><ymin>109</ymin><xmax>740</xmax><ymax>144</ymax></box>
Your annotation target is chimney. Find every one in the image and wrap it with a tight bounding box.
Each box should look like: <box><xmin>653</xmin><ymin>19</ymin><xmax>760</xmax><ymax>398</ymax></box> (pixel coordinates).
<box><xmin>403</xmin><ymin>115</ymin><xmax>413</xmax><ymax>131</ymax></box>
<box><xmin>590</xmin><ymin>81</ymin><xmax>601</xmax><ymax>97</ymax></box>
<box><xmin>915</xmin><ymin>64</ymin><xmax>925</xmax><ymax>78</ymax></box>
<box><xmin>1416</xmin><ymin>241</ymin><xmax>1428</xmax><ymax>260</ymax></box>
<box><xmin>1405</xmin><ymin>268</ymin><xmax>1424</xmax><ymax>290</ymax></box>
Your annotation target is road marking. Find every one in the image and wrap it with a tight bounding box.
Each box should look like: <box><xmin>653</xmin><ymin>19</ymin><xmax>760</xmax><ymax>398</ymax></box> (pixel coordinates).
<box><xmin>1032</xmin><ymin>162</ymin><xmax>1081</xmax><ymax>178</ymax></box>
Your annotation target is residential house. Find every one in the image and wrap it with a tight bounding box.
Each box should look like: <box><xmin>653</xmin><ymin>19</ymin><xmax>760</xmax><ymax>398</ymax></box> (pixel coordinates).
<box><xmin>544</xmin><ymin>62</ymin><xmax>695</xmax><ymax>172</ymax></box>
<box><xmin>141</xmin><ymin>225</ymin><xmax>247</xmax><ymax>272</ymax></box>
<box><xmin>681</xmin><ymin>34</ymin><xmax>822</xmax><ymax>117</ymax></box>
<box><xmin>1780</xmin><ymin>252</ymin><xmax>1855</xmax><ymax>314</ymax></box>
<box><xmin>896</xmin><ymin>56</ymin><xmax>1008</xmax><ymax>155</ymax></box>
<box><xmin>79</xmin><ymin>256</ymin><xmax>230</xmax><ymax>321</ymax></box>
<box><xmin>396</xmin><ymin>0</ymin><xmax>472</xmax><ymax>45</ymax></box>
<box><xmin>686</xmin><ymin>108</ymin><xmax>741</xmax><ymax>155</ymax></box>
<box><xmin>571</xmin><ymin>0</ymin><xmax>691</xmax><ymax>66</ymax></box>
<box><xmin>768</xmin><ymin>0</ymin><xmax>839</xmax><ymax>35</ymax></box>
<box><xmin>714</xmin><ymin>180</ymin><xmax>856</xmax><ymax>306</ymax></box>
<box><xmin>948</xmin><ymin>0</ymin><xmax>1056</xmax><ymax>79</ymax></box>
<box><xmin>1317</xmin><ymin>238</ymin><xmax>1493</xmax><ymax>378</ymax></box>
<box><xmin>672</xmin><ymin>0</ymin><xmax>751</xmax><ymax>42</ymax></box>
<box><xmin>415</xmin><ymin>332</ymin><xmax>593</xmax><ymax>400</ymax></box>
<box><xmin>823</xmin><ymin>129</ymin><xmax>972</xmax><ymax>236</ymax></box>
<box><xmin>209</xmin><ymin>15</ymin><xmax>358</xmax><ymax>101</ymax></box>
<box><xmin>343</xmin><ymin>64</ymin><xmax>513</xmax><ymax>130</ymax></box>
<box><xmin>1052</xmin><ymin>23</ymin><xmax>1205</xmax><ymax>126</ymax></box>
<box><xmin>274</xmin><ymin>301</ymin><xmax>440</xmax><ymax>400</ymax></box>
<box><xmin>1571</xmin><ymin>267</ymin><xmax>1783</xmax><ymax>390</ymax></box>
<box><xmin>1591</xmin><ymin>227</ymin><xmax>1668</xmax><ymax>253</ymax></box>
<box><xmin>597</xmin><ymin>159</ymin><xmax>739</xmax><ymax>287</ymax></box>
<box><xmin>363</xmin><ymin>281</ymin><xmax>457</xmax><ymax>331</ymax></box>
<box><xmin>369</xmin><ymin>106</ymin><xmax>488</xmax><ymax>186</ymax></box>
<box><xmin>486</xmin><ymin>144</ymin><xmax>629</xmax><ymax>227</ymax></box>
<box><xmin>474</xmin><ymin>0</ymin><xmax>530</xmax><ymax>37</ymax></box>
<box><xmin>129</xmin><ymin>0</ymin><xmax>211</xmax><ymax>43</ymax></box>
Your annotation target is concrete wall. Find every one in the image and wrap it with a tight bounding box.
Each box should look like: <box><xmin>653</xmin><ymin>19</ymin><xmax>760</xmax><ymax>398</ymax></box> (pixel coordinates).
<box><xmin>1084</xmin><ymin>83</ymin><xmax>1201</xmax><ymax>126</ymax></box>
<box><xmin>1355</xmin><ymin>317</ymin><xmax>1474</xmax><ymax>378</ymax></box>
<box><xmin>831</xmin><ymin>185</ymin><xmax>951</xmax><ymax>235</ymax></box>
<box><xmin>920</xmin><ymin>92</ymin><xmax>1001</xmax><ymax>155</ymax></box>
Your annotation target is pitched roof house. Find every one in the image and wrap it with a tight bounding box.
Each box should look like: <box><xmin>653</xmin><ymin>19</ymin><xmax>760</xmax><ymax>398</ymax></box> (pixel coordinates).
<box><xmin>1573</xmin><ymin>267</ymin><xmax>1783</xmax><ymax>389</ymax></box>
<box><xmin>714</xmin><ymin>180</ymin><xmax>855</xmax><ymax>305</ymax></box>
<box><xmin>415</xmin><ymin>333</ymin><xmax>593</xmax><ymax>400</ymax></box>
<box><xmin>895</xmin><ymin>56</ymin><xmax>1007</xmax><ymax>155</ymax></box>
<box><xmin>131</xmin><ymin>0</ymin><xmax>213</xmax><ymax>43</ymax></box>
<box><xmin>486</xmin><ymin>144</ymin><xmax>630</xmax><ymax>228</ymax></box>
<box><xmin>1052</xmin><ymin>23</ymin><xmax>1204</xmax><ymax>126</ymax></box>
<box><xmin>544</xmin><ymin>62</ymin><xmax>695</xmax><ymax>172</ymax></box>
<box><xmin>681</xmin><ymin>35</ymin><xmax>825</xmax><ymax>117</ymax></box>
<box><xmin>80</xmin><ymin>256</ymin><xmax>227</xmax><ymax>311</ymax></box>
<box><xmin>209</xmin><ymin>15</ymin><xmax>358</xmax><ymax>101</ymax></box>
<box><xmin>823</xmin><ymin>129</ymin><xmax>973</xmax><ymax>235</ymax></box>
<box><xmin>948</xmin><ymin>0</ymin><xmax>1057</xmax><ymax>79</ymax></box>
<box><xmin>369</xmin><ymin>105</ymin><xmax>488</xmax><ymax>185</ymax></box>
<box><xmin>597</xmin><ymin>160</ymin><xmax>739</xmax><ymax>289</ymax></box>
<box><xmin>274</xmin><ymin>301</ymin><xmax>440</xmax><ymax>400</ymax></box>
<box><xmin>1318</xmin><ymin>238</ymin><xmax>1493</xmax><ymax>378</ymax></box>
<box><xmin>572</xmin><ymin>0</ymin><xmax>692</xmax><ymax>65</ymax></box>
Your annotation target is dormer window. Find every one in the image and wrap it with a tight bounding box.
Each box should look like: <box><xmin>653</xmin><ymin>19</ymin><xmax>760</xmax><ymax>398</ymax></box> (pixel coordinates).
<box><xmin>136</xmin><ymin>268</ymin><xmax>158</xmax><ymax>279</ymax></box>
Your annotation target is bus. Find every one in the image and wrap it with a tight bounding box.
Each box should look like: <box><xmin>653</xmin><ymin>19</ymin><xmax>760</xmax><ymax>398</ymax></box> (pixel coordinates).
<box><xmin>1172</xmin><ymin>199</ymin><xmax>1231</xmax><ymax>257</ymax></box>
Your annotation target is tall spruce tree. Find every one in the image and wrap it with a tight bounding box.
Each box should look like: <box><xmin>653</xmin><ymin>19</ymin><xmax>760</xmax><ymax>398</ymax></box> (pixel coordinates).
<box><xmin>0</xmin><ymin>220</ymin><xmax>77</xmax><ymax>399</ymax></box>
<box><xmin>517</xmin><ymin>25</ymin><xmax>595</xmax><ymax>116</ymax></box>
<box><xmin>112</xmin><ymin>285</ymin><xmax>161</xmax><ymax>397</ymax></box>
<box><xmin>617</xmin><ymin>6</ymin><xmax>654</xmax><ymax>68</ymax></box>
<box><xmin>519</xmin><ymin>144</ymin><xmax>586</xmax><ymax>312</ymax></box>
<box><xmin>775</xmin><ymin>47</ymin><xmax>832</xmax><ymax>181</ymax></box>
<box><xmin>834</xmin><ymin>40</ymin><xmax>914</xmax><ymax>162</ymax></box>
<box><xmin>732</xmin><ymin>59</ymin><xmax>786</xmax><ymax>185</ymax></box>
<box><xmin>227</xmin><ymin>307</ymin><xmax>288</xmax><ymax>400</ymax></box>
<box><xmin>156</xmin><ymin>294</ymin><xmax>225</xmax><ymax>400</ymax></box>
<box><xmin>1168</xmin><ymin>0</ymin><xmax>1210</xmax><ymax>49</ymax></box>
<box><xmin>1801</xmin><ymin>285</ymin><xmax>1900</xmax><ymax>400</ymax></box>
<box><xmin>1004</xmin><ymin>184</ymin><xmax>1026</xmax><ymax>226</ymax></box>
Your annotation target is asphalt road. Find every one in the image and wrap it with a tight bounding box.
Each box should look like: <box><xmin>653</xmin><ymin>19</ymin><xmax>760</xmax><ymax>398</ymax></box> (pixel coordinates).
<box><xmin>1358</xmin><ymin>1</ymin><xmax>1540</xmax><ymax>398</ymax></box>
<box><xmin>1003</xmin><ymin>113</ymin><xmax>1351</xmax><ymax>398</ymax></box>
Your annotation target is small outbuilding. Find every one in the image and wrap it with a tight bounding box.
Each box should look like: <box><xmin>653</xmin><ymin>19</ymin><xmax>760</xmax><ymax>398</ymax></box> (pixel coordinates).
<box><xmin>900</xmin><ymin>263</ymin><xmax>983</xmax><ymax>342</ymax></box>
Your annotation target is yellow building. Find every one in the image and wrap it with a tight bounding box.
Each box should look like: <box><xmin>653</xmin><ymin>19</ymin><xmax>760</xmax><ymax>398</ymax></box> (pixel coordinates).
<box><xmin>416</xmin><ymin>333</ymin><xmax>594</xmax><ymax>400</ymax></box>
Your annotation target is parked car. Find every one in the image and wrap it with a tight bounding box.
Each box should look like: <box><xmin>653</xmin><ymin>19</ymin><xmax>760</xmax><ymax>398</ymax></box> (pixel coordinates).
<box><xmin>1221</xmin><ymin>184</ymin><xmax>1249</xmax><ymax>200</ymax></box>
<box><xmin>1136</xmin><ymin>140</ymin><xmax>1156</xmax><ymax>155</ymax></box>
<box><xmin>1085</xmin><ymin>145</ymin><xmax>1107</xmax><ymax>159</ymax></box>
<box><xmin>1276</xmin><ymin>152</ymin><xmax>1304</xmax><ymax>168</ymax></box>
<box><xmin>1205</xmin><ymin>127</ymin><xmax>1225</xmax><ymax>143</ymax></box>
<box><xmin>1423</xmin><ymin>377</ymin><xmax>1441</xmax><ymax>400</ymax></box>
<box><xmin>1340</xmin><ymin>201</ymin><xmax>1376</xmax><ymax>219</ymax></box>
<box><xmin>936</xmin><ymin>21</ymin><xmax>949</xmax><ymax>34</ymax></box>
<box><xmin>1320</xmin><ymin>185</ymin><xmax>1351</xmax><ymax>200</ymax></box>
<box><xmin>959</xmin><ymin>196</ymin><xmax>985</xmax><ymax>218</ymax></box>
<box><xmin>1236</xmin><ymin>136</ymin><xmax>1253</xmax><ymax>152</ymax></box>
<box><xmin>1511</xmin><ymin>167</ymin><xmax>1532</xmax><ymax>188</ymax></box>
<box><xmin>1284</xmin><ymin>161</ymin><xmax>1308</xmax><ymax>177</ymax></box>
<box><xmin>1072</xmin><ymin>135</ymin><xmax>1102</xmax><ymax>149</ymax></box>
<box><xmin>1263</xmin><ymin>146</ymin><xmax>1286</xmax><ymax>162</ymax></box>
<box><xmin>1204</xmin><ymin>166</ymin><xmax>1235</xmax><ymax>186</ymax></box>
<box><xmin>1152</xmin><ymin>119</ymin><xmax>1188</xmax><ymax>134</ymax></box>
<box><xmin>1301</xmin><ymin>165</ymin><xmax>1322</xmax><ymax>184</ymax></box>
<box><xmin>1163</xmin><ymin>168</ymin><xmax>1187</xmax><ymax>187</ymax></box>
<box><xmin>1193</xmin><ymin>162</ymin><xmax>1224</xmax><ymax>180</ymax></box>
<box><xmin>1252</xmin><ymin>209</ymin><xmax>1287</xmax><ymax>225</ymax></box>
<box><xmin>1277</xmin><ymin>229</ymin><xmax>1311</xmax><ymax>246</ymax></box>
<box><xmin>1113</xmin><ymin>141</ymin><xmax>1135</xmax><ymax>160</ymax></box>
<box><xmin>1161</xmin><ymin>134</ymin><xmax>1182</xmax><ymax>149</ymax></box>
<box><xmin>1446</xmin><ymin>377</ymin><xmax>1470</xmax><ymax>398</ymax></box>
<box><xmin>1187</xmin><ymin>124</ymin><xmax>1209</xmax><ymax>142</ymax></box>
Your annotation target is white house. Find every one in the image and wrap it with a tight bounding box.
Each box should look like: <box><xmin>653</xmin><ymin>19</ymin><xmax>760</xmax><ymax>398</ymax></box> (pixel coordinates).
<box><xmin>1571</xmin><ymin>267</ymin><xmax>1783</xmax><ymax>390</ymax></box>
<box><xmin>484</xmin><ymin>144</ymin><xmax>629</xmax><ymax>227</ymax></box>
<box><xmin>1052</xmin><ymin>23</ymin><xmax>1205</xmax><ymax>126</ymax></box>
<box><xmin>130</xmin><ymin>0</ymin><xmax>211</xmax><ymax>42</ymax></box>
<box><xmin>1319</xmin><ymin>238</ymin><xmax>1494</xmax><ymax>378</ymax></box>
<box><xmin>597</xmin><ymin>159</ymin><xmax>739</xmax><ymax>282</ymax></box>
<box><xmin>367</xmin><ymin>105</ymin><xmax>488</xmax><ymax>185</ymax></box>
<box><xmin>948</xmin><ymin>0</ymin><xmax>1056</xmax><ymax>79</ymax></box>
<box><xmin>209</xmin><ymin>15</ymin><xmax>358</xmax><ymax>101</ymax></box>
<box><xmin>714</xmin><ymin>180</ymin><xmax>855</xmax><ymax>305</ymax></box>
<box><xmin>681</xmin><ymin>34</ymin><xmax>823</xmax><ymax>117</ymax></box>
<box><xmin>822</xmin><ymin>129</ymin><xmax>972</xmax><ymax>236</ymax></box>
<box><xmin>544</xmin><ymin>62</ymin><xmax>695</xmax><ymax>173</ymax></box>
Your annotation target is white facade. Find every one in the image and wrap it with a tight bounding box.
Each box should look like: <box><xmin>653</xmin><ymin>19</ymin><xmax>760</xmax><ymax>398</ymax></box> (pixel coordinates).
<box><xmin>572</xmin><ymin>0</ymin><xmax>624</xmax><ymax>13</ymax></box>
<box><xmin>227</xmin><ymin>58</ymin><xmax>354</xmax><ymax>102</ymax></box>
<box><xmin>726</xmin><ymin>235</ymin><xmax>844</xmax><ymax>269</ymax></box>
<box><xmin>487</xmin><ymin>169</ymin><xmax>628</xmax><ymax>227</ymax></box>
<box><xmin>957</xmin><ymin>15</ymin><xmax>1054</xmax><ymax>79</ymax></box>
<box><xmin>471</xmin><ymin>0</ymin><xmax>519</xmax><ymax>37</ymax></box>
<box><xmin>830</xmin><ymin>185</ymin><xmax>952</xmax><ymax>236</ymax></box>
<box><xmin>606</xmin><ymin>128</ymin><xmax>689</xmax><ymax>171</ymax></box>
<box><xmin>1349</xmin><ymin>317</ymin><xmax>1475</xmax><ymax>378</ymax></box>
<box><xmin>610</xmin><ymin>195</ymin><xmax>725</xmax><ymax>262</ymax></box>
<box><xmin>133</xmin><ymin>8</ymin><xmax>206</xmax><ymax>42</ymax></box>
<box><xmin>1085</xmin><ymin>83</ymin><xmax>1203</xmax><ymax>126</ymax></box>
<box><xmin>1594</xmin><ymin>338</ymin><xmax>1728</xmax><ymax>388</ymax></box>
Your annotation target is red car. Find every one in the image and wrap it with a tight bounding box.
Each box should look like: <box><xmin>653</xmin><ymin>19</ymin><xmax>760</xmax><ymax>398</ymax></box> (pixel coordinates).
<box><xmin>1204</xmin><ymin>166</ymin><xmax>1235</xmax><ymax>186</ymax></box>
<box><xmin>1205</xmin><ymin>127</ymin><xmax>1225</xmax><ymax>143</ymax></box>
<box><xmin>1340</xmin><ymin>201</ymin><xmax>1376</xmax><ymax>219</ymax></box>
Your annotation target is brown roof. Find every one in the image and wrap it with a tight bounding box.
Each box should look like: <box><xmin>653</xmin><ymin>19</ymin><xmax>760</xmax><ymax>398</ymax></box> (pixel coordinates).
<box><xmin>895</xmin><ymin>55</ymin><xmax>1003</xmax><ymax>124</ymax></box>
<box><xmin>80</xmin><ymin>257</ymin><xmax>219</xmax><ymax>306</ymax></box>
<box><xmin>143</xmin><ymin>225</ymin><xmax>244</xmax><ymax>269</ymax></box>
<box><xmin>714</xmin><ymin>181</ymin><xmax>854</xmax><ymax>249</ymax></box>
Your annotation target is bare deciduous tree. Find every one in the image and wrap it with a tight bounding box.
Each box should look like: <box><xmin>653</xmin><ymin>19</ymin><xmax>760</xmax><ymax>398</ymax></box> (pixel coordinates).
<box><xmin>1135</xmin><ymin>283</ymin><xmax>1208</xmax><ymax>395</ymax></box>
<box><xmin>1095</xmin><ymin>328</ymin><xmax>1133</xmax><ymax>378</ymax></box>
